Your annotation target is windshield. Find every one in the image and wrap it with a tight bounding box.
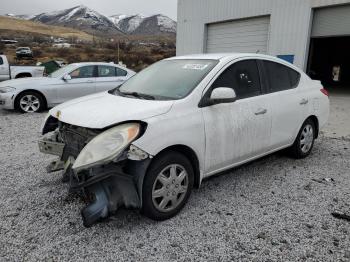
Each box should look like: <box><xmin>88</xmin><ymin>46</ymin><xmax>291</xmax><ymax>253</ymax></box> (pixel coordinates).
<box><xmin>117</xmin><ymin>59</ymin><xmax>218</xmax><ymax>100</ymax></box>
<box><xmin>17</xmin><ymin>48</ymin><xmax>29</xmax><ymax>51</ymax></box>
<box><xmin>49</xmin><ymin>64</ymin><xmax>77</xmax><ymax>78</ymax></box>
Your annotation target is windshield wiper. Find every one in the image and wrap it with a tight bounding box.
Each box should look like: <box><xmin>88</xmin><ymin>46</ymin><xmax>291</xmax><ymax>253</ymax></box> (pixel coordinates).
<box><xmin>120</xmin><ymin>91</ymin><xmax>155</xmax><ymax>100</ymax></box>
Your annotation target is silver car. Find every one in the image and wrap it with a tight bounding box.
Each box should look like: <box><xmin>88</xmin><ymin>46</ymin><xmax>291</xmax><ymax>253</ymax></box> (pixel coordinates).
<box><xmin>0</xmin><ymin>62</ymin><xmax>135</xmax><ymax>113</ymax></box>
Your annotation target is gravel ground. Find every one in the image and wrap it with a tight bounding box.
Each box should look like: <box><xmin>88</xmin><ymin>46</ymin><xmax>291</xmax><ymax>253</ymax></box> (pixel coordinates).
<box><xmin>1</xmin><ymin>109</ymin><xmax>350</xmax><ymax>262</ymax></box>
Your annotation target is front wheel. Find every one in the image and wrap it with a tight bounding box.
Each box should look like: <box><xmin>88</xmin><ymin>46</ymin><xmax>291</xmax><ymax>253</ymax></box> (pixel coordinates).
<box><xmin>141</xmin><ymin>151</ymin><xmax>194</xmax><ymax>221</ymax></box>
<box><xmin>288</xmin><ymin>119</ymin><xmax>316</xmax><ymax>159</ymax></box>
<box><xmin>15</xmin><ymin>91</ymin><xmax>45</xmax><ymax>113</ymax></box>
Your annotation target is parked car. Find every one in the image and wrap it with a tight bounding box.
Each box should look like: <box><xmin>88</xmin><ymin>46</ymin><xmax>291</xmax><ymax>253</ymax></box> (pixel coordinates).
<box><xmin>0</xmin><ymin>54</ymin><xmax>45</xmax><ymax>81</ymax></box>
<box><xmin>39</xmin><ymin>53</ymin><xmax>329</xmax><ymax>227</ymax></box>
<box><xmin>0</xmin><ymin>62</ymin><xmax>135</xmax><ymax>113</ymax></box>
<box><xmin>16</xmin><ymin>47</ymin><xmax>33</xmax><ymax>59</ymax></box>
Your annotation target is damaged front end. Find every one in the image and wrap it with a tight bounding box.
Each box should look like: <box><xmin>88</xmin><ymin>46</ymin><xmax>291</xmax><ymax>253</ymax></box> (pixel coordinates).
<box><xmin>38</xmin><ymin>116</ymin><xmax>151</xmax><ymax>227</ymax></box>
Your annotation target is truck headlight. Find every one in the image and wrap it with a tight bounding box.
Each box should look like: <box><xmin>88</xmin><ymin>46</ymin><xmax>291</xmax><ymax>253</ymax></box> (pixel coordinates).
<box><xmin>0</xmin><ymin>86</ymin><xmax>15</xmax><ymax>93</ymax></box>
<box><xmin>72</xmin><ymin>123</ymin><xmax>140</xmax><ymax>172</ymax></box>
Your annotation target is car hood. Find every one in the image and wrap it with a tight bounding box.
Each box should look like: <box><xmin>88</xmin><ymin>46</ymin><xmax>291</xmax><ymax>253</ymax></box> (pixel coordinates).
<box><xmin>50</xmin><ymin>92</ymin><xmax>174</xmax><ymax>129</ymax></box>
<box><xmin>0</xmin><ymin>77</ymin><xmax>55</xmax><ymax>87</ymax></box>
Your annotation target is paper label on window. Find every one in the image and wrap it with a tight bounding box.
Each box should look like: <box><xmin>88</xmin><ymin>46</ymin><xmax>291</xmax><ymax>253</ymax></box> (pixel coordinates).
<box><xmin>182</xmin><ymin>64</ymin><xmax>209</xmax><ymax>70</ymax></box>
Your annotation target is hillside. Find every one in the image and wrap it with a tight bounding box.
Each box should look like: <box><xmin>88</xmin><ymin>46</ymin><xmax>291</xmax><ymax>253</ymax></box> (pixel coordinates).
<box><xmin>0</xmin><ymin>16</ymin><xmax>93</xmax><ymax>41</ymax></box>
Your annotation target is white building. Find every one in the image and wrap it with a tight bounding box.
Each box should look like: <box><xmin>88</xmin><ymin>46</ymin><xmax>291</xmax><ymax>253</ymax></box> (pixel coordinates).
<box><xmin>177</xmin><ymin>0</ymin><xmax>350</xmax><ymax>88</ymax></box>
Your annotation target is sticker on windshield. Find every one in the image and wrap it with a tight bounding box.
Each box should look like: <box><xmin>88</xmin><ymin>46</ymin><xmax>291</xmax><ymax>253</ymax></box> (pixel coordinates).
<box><xmin>182</xmin><ymin>64</ymin><xmax>209</xmax><ymax>70</ymax></box>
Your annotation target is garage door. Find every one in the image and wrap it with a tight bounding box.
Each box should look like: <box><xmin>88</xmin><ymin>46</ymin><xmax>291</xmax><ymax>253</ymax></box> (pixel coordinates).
<box><xmin>206</xmin><ymin>16</ymin><xmax>270</xmax><ymax>54</ymax></box>
<box><xmin>312</xmin><ymin>5</ymin><xmax>350</xmax><ymax>37</ymax></box>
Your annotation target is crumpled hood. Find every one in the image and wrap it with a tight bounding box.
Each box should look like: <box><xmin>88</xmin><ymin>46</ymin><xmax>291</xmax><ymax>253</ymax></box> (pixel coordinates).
<box><xmin>0</xmin><ymin>77</ymin><xmax>54</xmax><ymax>87</ymax></box>
<box><xmin>50</xmin><ymin>92</ymin><xmax>174</xmax><ymax>129</ymax></box>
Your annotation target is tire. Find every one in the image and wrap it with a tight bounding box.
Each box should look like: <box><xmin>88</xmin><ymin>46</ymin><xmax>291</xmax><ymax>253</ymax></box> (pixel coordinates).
<box><xmin>15</xmin><ymin>91</ymin><xmax>45</xmax><ymax>113</ymax></box>
<box><xmin>141</xmin><ymin>151</ymin><xmax>194</xmax><ymax>221</ymax></box>
<box><xmin>288</xmin><ymin>119</ymin><xmax>316</xmax><ymax>159</ymax></box>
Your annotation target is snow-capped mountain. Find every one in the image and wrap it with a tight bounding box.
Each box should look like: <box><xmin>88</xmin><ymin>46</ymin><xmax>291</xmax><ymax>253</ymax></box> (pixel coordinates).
<box><xmin>31</xmin><ymin>5</ymin><xmax>124</xmax><ymax>36</ymax></box>
<box><xmin>4</xmin><ymin>6</ymin><xmax>176</xmax><ymax>36</ymax></box>
<box><xmin>109</xmin><ymin>14</ymin><xmax>176</xmax><ymax>35</ymax></box>
<box><xmin>109</xmin><ymin>14</ymin><xmax>146</xmax><ymax>34</ymax></box>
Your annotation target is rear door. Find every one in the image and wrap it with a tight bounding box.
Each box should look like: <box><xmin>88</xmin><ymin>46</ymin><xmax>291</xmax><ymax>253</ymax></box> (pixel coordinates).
<box><xmin>202</xmin><ymin>59</ymin><xmax>272</xmax><ymax>175</ymax></box>
<box><xmin>0</xmin><ymin>56</ymin><xmax>10</xmax><ymax>81</ymax></box>
<box><xmin>57</xmin><ymin>65</ymin><xmax>96</xmax><ymax>103</ymax></box>
<box><xmin>95</xmin><ymin>65</ymin><xmax>129</xmax><ymax>92</ymax></box>
<box><xmin>260</xmin><ymin>60</ymin><xmax>303</xmax><ymax>148</ymax></box>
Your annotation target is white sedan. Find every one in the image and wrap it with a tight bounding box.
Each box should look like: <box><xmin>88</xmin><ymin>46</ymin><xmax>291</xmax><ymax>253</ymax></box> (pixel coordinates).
<box><xmin>39</xmin><ymin>53</ymin><xmax>329</xmax><ymax>226</ymax></box>
<box><xmin>0</xmin><ymin>62</ymin><xmax>135</xmax><ymax>113</ymax></box>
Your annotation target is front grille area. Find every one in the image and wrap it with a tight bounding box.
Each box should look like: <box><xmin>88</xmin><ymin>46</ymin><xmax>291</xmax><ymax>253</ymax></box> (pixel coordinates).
<box><xmin>59</xmin><ymin>123</ymin><xmax>101</xmax><ymax>161</ymax></box>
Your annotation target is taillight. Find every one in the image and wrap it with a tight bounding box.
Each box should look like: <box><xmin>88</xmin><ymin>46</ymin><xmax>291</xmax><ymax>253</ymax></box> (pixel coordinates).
<box><xmin>320</xmin><ymin>88</ymin><xmax>329</xmax><ymax>97</ymax></box>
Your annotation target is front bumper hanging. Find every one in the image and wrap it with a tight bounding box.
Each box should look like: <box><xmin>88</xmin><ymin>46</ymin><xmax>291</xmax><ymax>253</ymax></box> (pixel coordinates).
<box><xmin>38</xmin><ymin>136</ymin><xmax>151</xmax><ymax>227</ymax></box>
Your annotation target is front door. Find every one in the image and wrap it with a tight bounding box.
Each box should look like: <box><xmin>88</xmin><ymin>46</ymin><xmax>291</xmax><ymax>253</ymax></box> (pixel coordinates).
<box><xmin>0</xmin><ymin>57</ymin><xmax>10</xmax><ymax>81</ymax></box>
<box><xmin>57</xmin><ymin>65</ymin><xmax>96</xmax><ymax>103</ymax></box>
<box><xmin>202</xmin><ymin>59</ymin><xmax>272</xmax><ymax>175</ymax></box>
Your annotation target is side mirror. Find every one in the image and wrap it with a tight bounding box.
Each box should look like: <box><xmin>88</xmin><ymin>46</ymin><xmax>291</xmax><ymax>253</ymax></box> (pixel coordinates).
<box><xmin>207</xmin><ymin>87</ymin><xmax>237</xmax><ymax>106</ymax></box>
<box><xmin>63</xmin><ymin>74</ymin><xmax>72</xmax><ymax>81</ymax></box>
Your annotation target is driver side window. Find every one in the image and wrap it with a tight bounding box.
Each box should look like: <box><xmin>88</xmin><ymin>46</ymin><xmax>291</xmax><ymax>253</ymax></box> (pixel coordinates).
<box><xmin>211</xmin><ymin>60</ymin><xmax>261</xmax><ymax>100</ymax></box>
<box><xmin>69</xmin><ymin>66</ymin><xmax>95</xmax><ymax>79</ymax></box>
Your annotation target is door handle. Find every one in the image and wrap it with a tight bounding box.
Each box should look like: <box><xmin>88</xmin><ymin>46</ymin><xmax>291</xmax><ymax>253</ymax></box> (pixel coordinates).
<box><xmin>86</xmin><ymin>80</ymin><xmax>94</xmax><ymax>83</ymax></box>
<box><xmin>300</xmin><ymin>99</ymin><xmax>309</xmax><ymax>105</ymax></box>
<box><xmin>255</xmin><ymin>108</ymin><xmax>267</xmax><ymax>115</ymax></box>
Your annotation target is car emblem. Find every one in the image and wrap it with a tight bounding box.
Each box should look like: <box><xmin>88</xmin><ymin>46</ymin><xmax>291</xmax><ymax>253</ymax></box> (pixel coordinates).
<box><xmin>56</xmin><ymin>110</ymin><xmax>61</xmax><ymax>119</ymax></box>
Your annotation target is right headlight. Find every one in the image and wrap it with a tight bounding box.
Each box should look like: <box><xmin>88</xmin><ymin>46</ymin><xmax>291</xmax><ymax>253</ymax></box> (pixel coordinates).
<box><xmin>0</xmin><ymin>86</ymin><xmax>16</xmax><ymax>93</ymax></box>
<box><xmin>72</xmin><ymin>123</ymin><xmax>141</xmax><ymax>172</ymax></box>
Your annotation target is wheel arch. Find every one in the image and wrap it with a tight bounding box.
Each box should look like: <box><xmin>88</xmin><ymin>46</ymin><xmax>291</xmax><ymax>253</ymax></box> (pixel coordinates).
<box><xmin>14</xmin><ymin>89</ymin><xmax>48</xmax><ymax>110</ymax></box>
<box><xmin>306</xmin><ymin>115</ymin><xmax>319</xmax><ymax>138</ymax></box>
<box><xmin>149</xmin><ymin>144</ymin><xmax>201</xmax><ymax>189</ymax></box>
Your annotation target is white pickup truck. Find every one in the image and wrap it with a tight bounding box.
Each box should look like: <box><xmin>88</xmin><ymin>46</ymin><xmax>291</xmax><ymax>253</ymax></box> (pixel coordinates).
<box><xmin>0</xmin><ymin>54</ymin><xmax>45</xmax><ymax>81</ymax></box>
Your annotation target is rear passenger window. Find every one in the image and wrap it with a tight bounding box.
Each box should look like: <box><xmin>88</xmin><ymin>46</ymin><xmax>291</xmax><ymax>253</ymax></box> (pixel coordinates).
<box><xmin>211</xmin><ymin>60</ymin><xmax>261</xmax><ymax>99</ymax></box>
<box><xmin>98</xmin><ymin>66</ymin><xmax>116</xmax><ymax>77</ymax></box>
<box><xmin>264</xmin><ymin>61</ymin><xmax>301</xmax><ymax>92</ymax></box>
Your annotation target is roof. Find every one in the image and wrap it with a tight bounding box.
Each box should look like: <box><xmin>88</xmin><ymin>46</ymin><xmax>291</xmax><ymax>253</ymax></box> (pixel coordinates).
<box><xmin>167</xmin><ymin>53</ymin><xmax>303</xmax><ymax>72</ymax></box>
<box><xmin>70</xmin><ymin>62</ymin><xmax>127</xmax><ymax>67</ymax></box>
<box><xmin>168</xmin><ymin>53</ymin><xmax>281</xmax><ymax>61</ymax></box>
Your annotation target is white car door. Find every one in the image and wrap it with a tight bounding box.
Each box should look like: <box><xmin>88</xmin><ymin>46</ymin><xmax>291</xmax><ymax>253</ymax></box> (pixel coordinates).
<box><xmin>57</xmin><ymin>65</ymin><xmax>96</xmax><ymax>103</ymax></box>
<box><xmin>261</xmin><ymin>60</ymin><xmax>305</xmax><ymax>148</ymax></box>
<box><xmin>201</xmin><ymin>59</ymin><xmax>272</xmax><ymax>175</ymax></box>
<box><xmin>0</xmin><ymin>57</ymin><xmax>10</xmax><ymax>81</ymax></box>
<box><xmin>95</xmin><ymin>65</ymin><xmax>128</xmax><ymax>92</ymax></box>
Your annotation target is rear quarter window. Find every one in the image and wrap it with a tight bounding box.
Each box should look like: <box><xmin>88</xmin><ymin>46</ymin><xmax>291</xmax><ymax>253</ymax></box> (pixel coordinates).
<box><xmin>116</xmin><ymin>67</ymin><xmax>128</xmax><ymax>77</ymax></box>
<box><xmin>263</xmin><ymin>61</ymin><xmax>301</xmax><ymax>93</ymax></box>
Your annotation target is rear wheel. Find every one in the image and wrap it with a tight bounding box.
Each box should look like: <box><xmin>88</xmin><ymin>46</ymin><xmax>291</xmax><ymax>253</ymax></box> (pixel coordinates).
<box><xmin>141</xmin><ymin>151</ymin><xmax>194</xmax><ymax>221</ymax></box>
<box><xmin>288</xmin><ymin>119</ymin><xmax>316</xmax><ymax>159</ymax></box>
<box><xmin>15</xmin><ymin>91</ymin><xmax>45</xmax><ymax>113</ymax></box>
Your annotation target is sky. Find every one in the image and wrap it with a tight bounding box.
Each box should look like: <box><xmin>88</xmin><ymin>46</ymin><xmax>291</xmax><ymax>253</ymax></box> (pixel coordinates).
<box><xmin>1</xmin><ymin>0</ymin><xmax>178</xmax><ymax>20</ymax></box>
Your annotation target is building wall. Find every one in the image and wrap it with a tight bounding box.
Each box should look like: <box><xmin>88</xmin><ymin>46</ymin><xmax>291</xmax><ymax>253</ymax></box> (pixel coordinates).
<box><xmin>177</xmin><ymin>0</ymin><xmax>350</xmax><ymax>70</ymax></box>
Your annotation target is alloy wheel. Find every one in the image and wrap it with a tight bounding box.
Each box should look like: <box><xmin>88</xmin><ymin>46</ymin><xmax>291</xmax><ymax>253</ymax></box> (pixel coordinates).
<box><xmin>19</xmin><ymin>94</ymin><xmax>40</xmax><ymax>113</ymax></box>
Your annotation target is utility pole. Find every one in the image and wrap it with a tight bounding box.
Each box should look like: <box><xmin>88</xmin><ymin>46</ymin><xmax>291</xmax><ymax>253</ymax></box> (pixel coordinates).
<box><xmin>117</xmin><ymin>40</ymin><xmax>120</xmax><ymax>64</ymax></box>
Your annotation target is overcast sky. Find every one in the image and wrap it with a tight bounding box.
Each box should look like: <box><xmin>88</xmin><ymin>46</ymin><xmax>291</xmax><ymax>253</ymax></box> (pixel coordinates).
<box><xmin>1</xmin><ymin>0</ymin><xmax>178</xmax><ymax>20</ymax></box>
